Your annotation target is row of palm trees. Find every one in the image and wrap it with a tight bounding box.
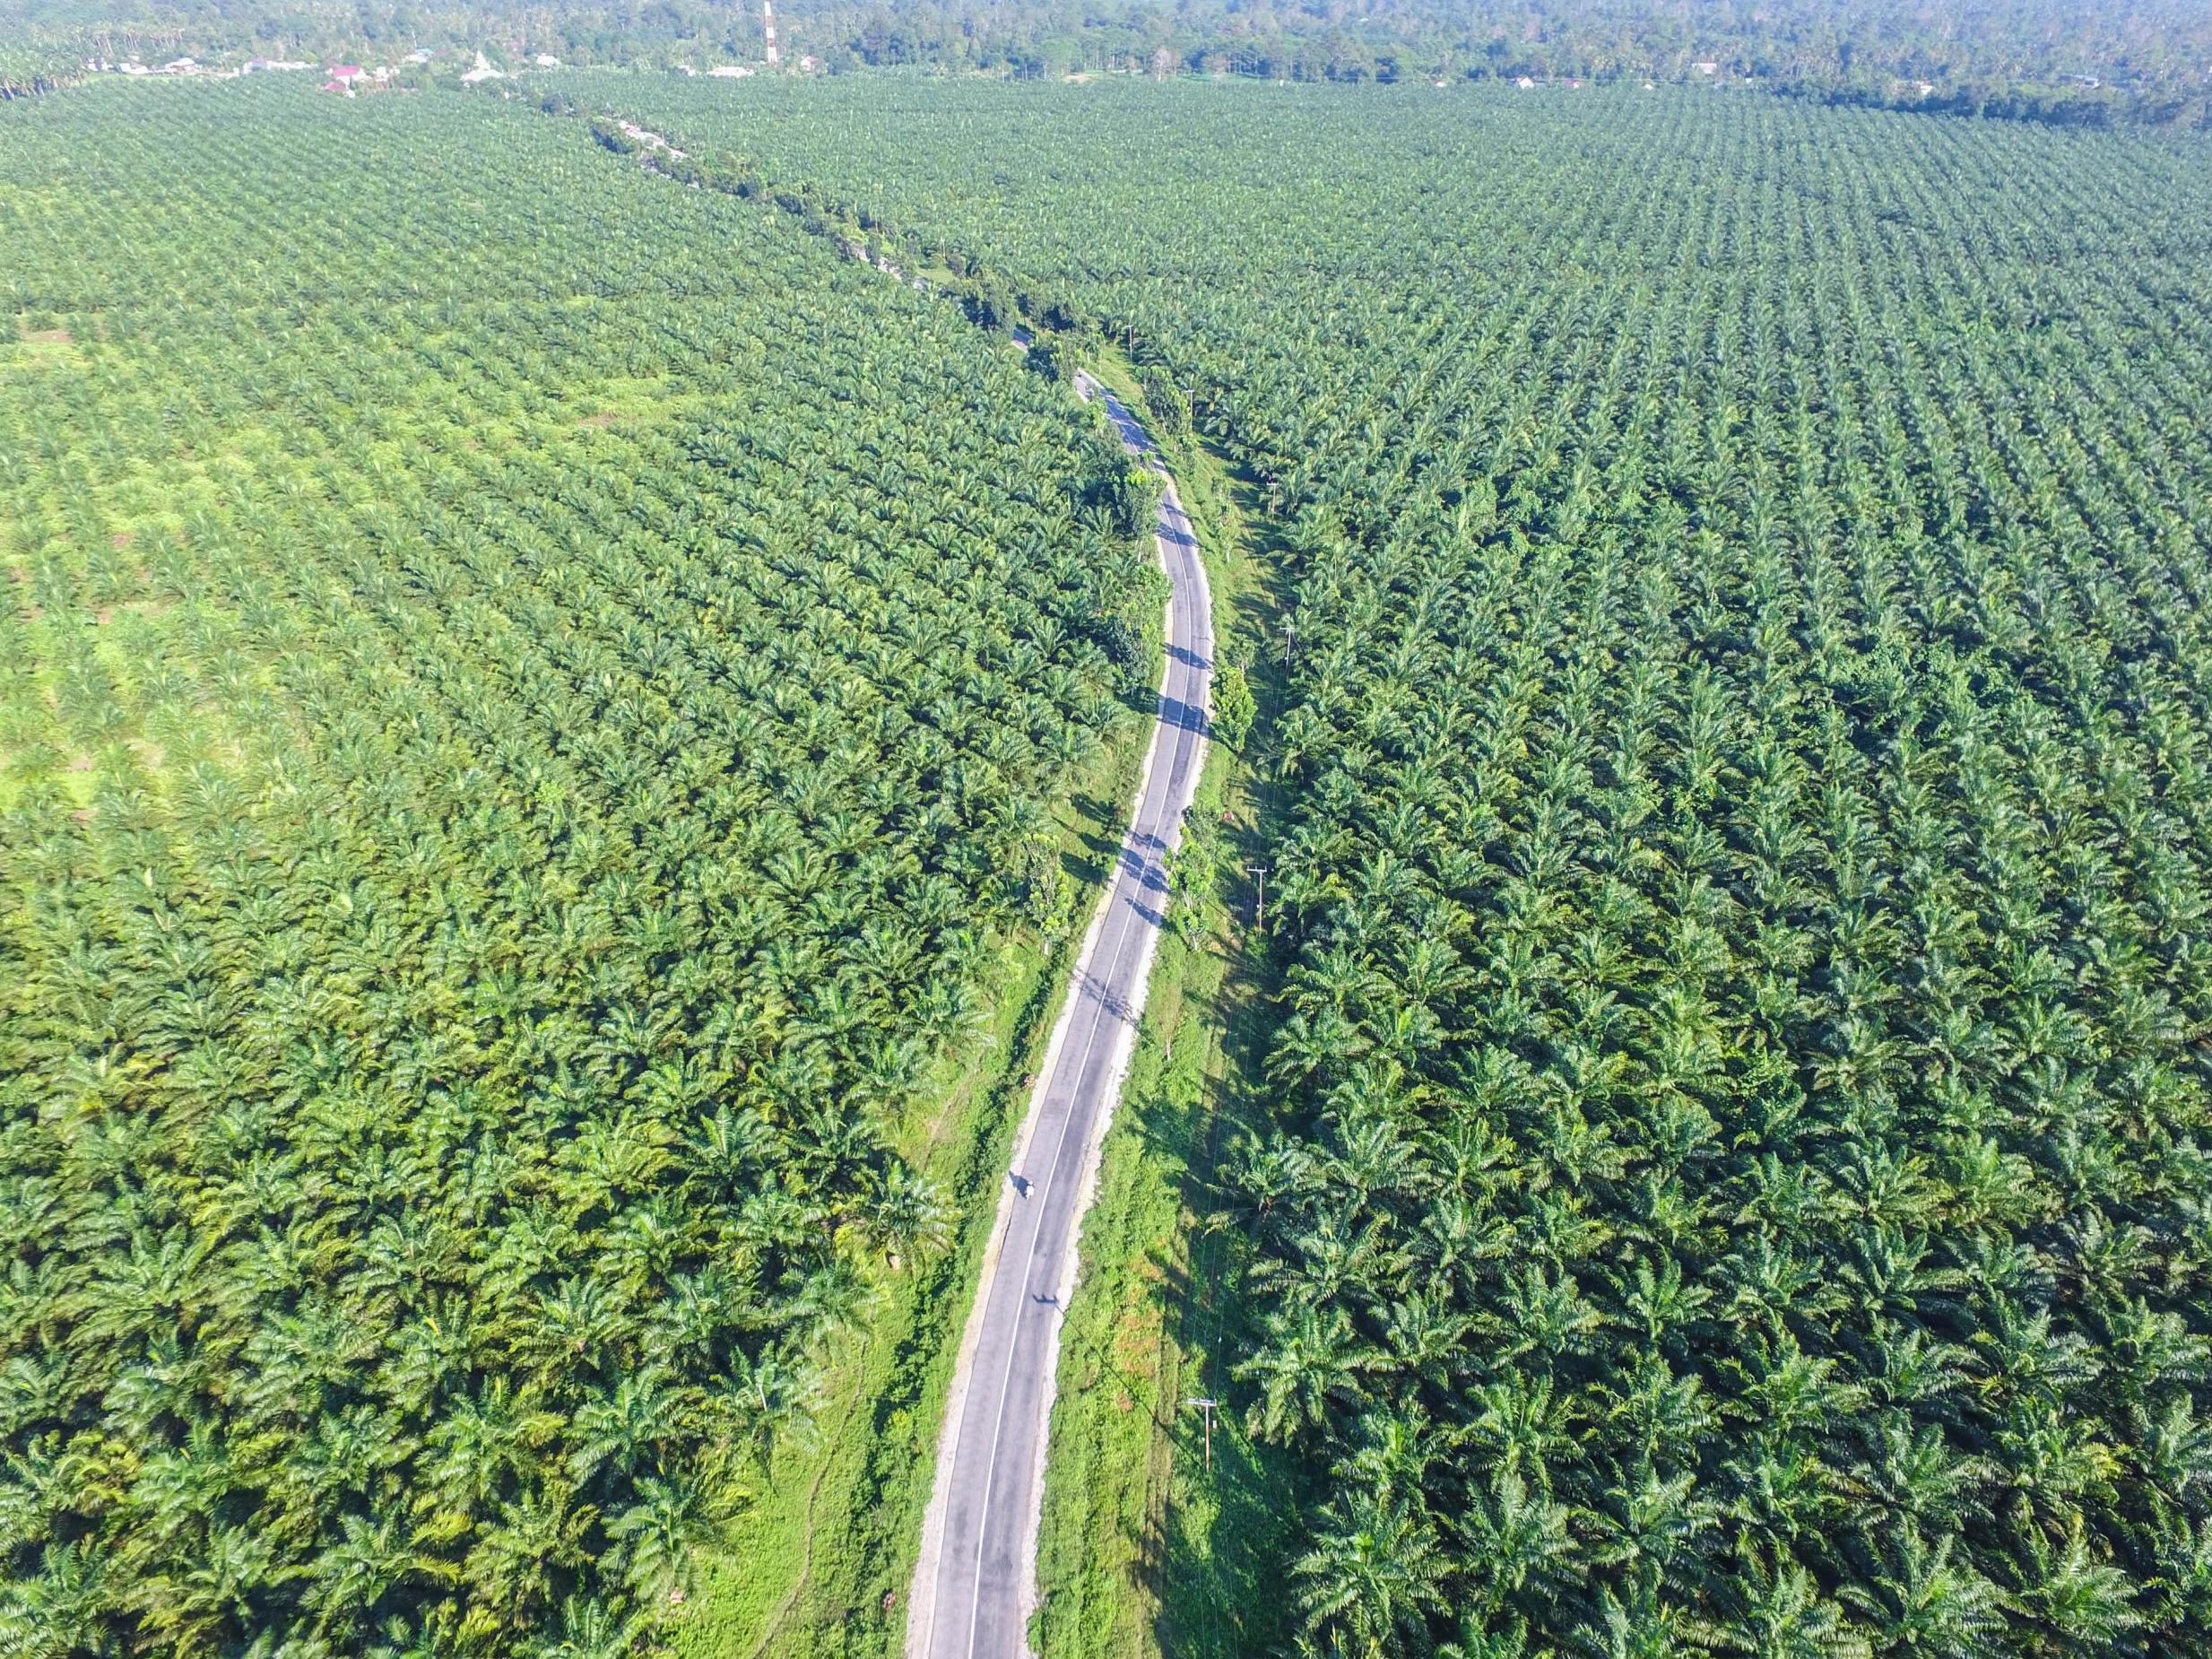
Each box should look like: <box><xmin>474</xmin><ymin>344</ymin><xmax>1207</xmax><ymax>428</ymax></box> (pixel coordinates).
<box><xmin>1</xmin><ymin>78</ymin><xmax>1156</xmax><ymax>1658</ymax></box>
<box><xmin>597</xmin><ymin>72</ymin><xmax>2212</xmax><ymax>1655</ymax></box>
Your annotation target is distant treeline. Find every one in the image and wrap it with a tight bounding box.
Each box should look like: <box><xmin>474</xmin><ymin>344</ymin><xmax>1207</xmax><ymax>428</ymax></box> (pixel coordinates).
<box><xmin>4</xmin><ymin>0</ymin><xmax>2209</xmax><ymax>126</ymax></box>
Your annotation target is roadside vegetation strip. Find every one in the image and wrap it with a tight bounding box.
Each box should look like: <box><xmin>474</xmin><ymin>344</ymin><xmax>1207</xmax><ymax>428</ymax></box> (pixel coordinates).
<box><xmin>905</xmin><ymin>369</ymin><xmax>1212</xmax><ymax>1659</ymax></box>
<box><xmin>1028</xmin><ymin>350</ymin><xmax>1302</xmax><ymax>1659</ymax></box>
<box><xmin>0</xmin><ymin>77</ymin><xmax>1167</xmax><ymax>1659</ymax></box>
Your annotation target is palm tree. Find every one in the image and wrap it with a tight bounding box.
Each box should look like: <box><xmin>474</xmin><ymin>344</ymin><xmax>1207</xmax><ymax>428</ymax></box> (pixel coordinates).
<box><xmin>531</xmin><ymin>1595</ymin><xmax>641</xmax><ymax>1659</ymax></box>
<box><xmin>605</xmin><ymin>1472</ymin><xmax>725</xmax><ymax>1608</ymax></box>
<box><xmin>304</xmin><ymin>1509</ymin><xmax>435</xmax><ymax>1643</ymax></box>
<box><xmin>863</xmin><ymin>1163</ymin><xmax>951</xmax><ymax>1265</ymax></box>
<box><xmin>1703</xmin><ymin>1550</ymin><xmax>1870</xmax><ymax>1659</ymax></box>
<box><xmin>567</xmin><ymin>1367</ymin><xmax>681</xmax><ymax>1488</ymax></box>
<box><xmin>1294</xmin><ymin>1484</ymin><xmax>1450</xmax><ymax>1659</ymax></box>
<box><xmin>469</xmin><ymin>1484</ymin><xmax>594</xmax><ymax>1625</ymax></box>
<box><xmin>4</xmin><ymin>1539</ymin><xmax>120</xmax><ymax>1659</ymax></box>
<box><xmin>1836</xmin><ymin>1531</ymin><xmax>2003</xmax><ymax>1658</ymax></box>
<box><xmin>1240</xmin><ymin>1303</ymin><xmax>1375</xmax><ymax>1443</ymax></box>
<box><xmin>2008</xmin><ymin>1518</ymin><xmax>2143</xmax><ymax>1652</ymax></box>
<box><xmin>1458</xmin><ymin>1467</ymin><xmax>1576</xmax><ymax>1625</ymax></box>
<box><xmin>709</xmin><ymin>1348</ymin><xmax>820</xmax><ymax>1477</ymax></box>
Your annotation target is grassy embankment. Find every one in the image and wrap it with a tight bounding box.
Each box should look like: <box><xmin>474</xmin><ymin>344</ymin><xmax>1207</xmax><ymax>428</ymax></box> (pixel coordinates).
<box><xmin>1028</xmin><ymin>349</ymin><xmax>1305</xmax><ymax>1659</ymax></box>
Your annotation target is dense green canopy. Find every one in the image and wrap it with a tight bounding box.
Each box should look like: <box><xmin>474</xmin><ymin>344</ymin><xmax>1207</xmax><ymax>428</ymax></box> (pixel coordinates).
<box><xmin>594</xmin><ymin>73</ymin><xmax>2212</xmax><ymax>1655</ymax></box>
<box><xmin>0</xmin><ymin>78</ymin><xmax>1154</xmax><ymax>1657</ymax></box>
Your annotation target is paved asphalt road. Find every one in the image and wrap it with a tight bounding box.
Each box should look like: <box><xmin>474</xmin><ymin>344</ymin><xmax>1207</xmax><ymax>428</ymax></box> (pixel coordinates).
<box><xmin>906</xmin><ymin>372</ymin><xmax>1214</xmax><ymax>1659</ymax></box>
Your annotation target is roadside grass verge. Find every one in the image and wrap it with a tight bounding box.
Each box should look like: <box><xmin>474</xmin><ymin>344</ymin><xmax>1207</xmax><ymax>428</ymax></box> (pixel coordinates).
<box><xmin>1029</xmin><ymin>358</ymin><xmax>1306</xmax><ymax>1659</ymax></box>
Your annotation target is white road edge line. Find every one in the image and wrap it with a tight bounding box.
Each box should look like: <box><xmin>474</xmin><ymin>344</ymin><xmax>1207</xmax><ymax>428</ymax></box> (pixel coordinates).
<box><xmin>970</xmin><ymin>884</ymin><xmax>1141</xmax><ymax>1659</ymax></box>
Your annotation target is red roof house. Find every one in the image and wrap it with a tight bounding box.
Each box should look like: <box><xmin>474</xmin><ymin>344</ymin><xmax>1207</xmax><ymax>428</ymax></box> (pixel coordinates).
<box><xmin>329</xmin><ymin>64</ymin><xmax>365</xmax><ymax>80</ymax></box>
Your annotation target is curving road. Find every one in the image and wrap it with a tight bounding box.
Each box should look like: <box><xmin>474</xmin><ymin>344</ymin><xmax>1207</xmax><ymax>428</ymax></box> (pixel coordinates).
<box><xmin>906</xmin><ymin>370</ymin><xmax>1213</xmax><ymax>1659</ymax></box>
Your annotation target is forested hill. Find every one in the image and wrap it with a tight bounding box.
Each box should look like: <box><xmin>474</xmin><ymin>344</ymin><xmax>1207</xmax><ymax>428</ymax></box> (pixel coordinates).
<box><xmin>4</xmin><ymin>0</ymin><xmax>2211</xmax><ymax>127</ymax></box>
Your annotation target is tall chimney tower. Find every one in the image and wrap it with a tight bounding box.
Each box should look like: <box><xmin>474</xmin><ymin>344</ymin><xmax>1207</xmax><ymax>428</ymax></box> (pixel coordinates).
<box><xmin>762</xmin><ymin>0</ymin><xmax>780</xmax><ymax>65</ymax></box>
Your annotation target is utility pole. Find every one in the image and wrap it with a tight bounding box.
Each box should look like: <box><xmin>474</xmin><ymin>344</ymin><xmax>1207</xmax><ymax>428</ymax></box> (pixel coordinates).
<box><xmin>1280</xmin><ymin>617</ymin><xmax>1297</xmax><ymax>669</ymax></box>
<box><xmin>762</xmin><ymin>0</ymin><xmax>780</xmax><ymax>66</ymax></box>
<box><xmin>1244</xmin><ymin>864</ymin><xmax>1268</xmax><ymax>934</ymax></box>
<box><xmin>1183</xmin><ymin>1397</ymin><xmax>1219</xmax><ymax>1473</ymax></box>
